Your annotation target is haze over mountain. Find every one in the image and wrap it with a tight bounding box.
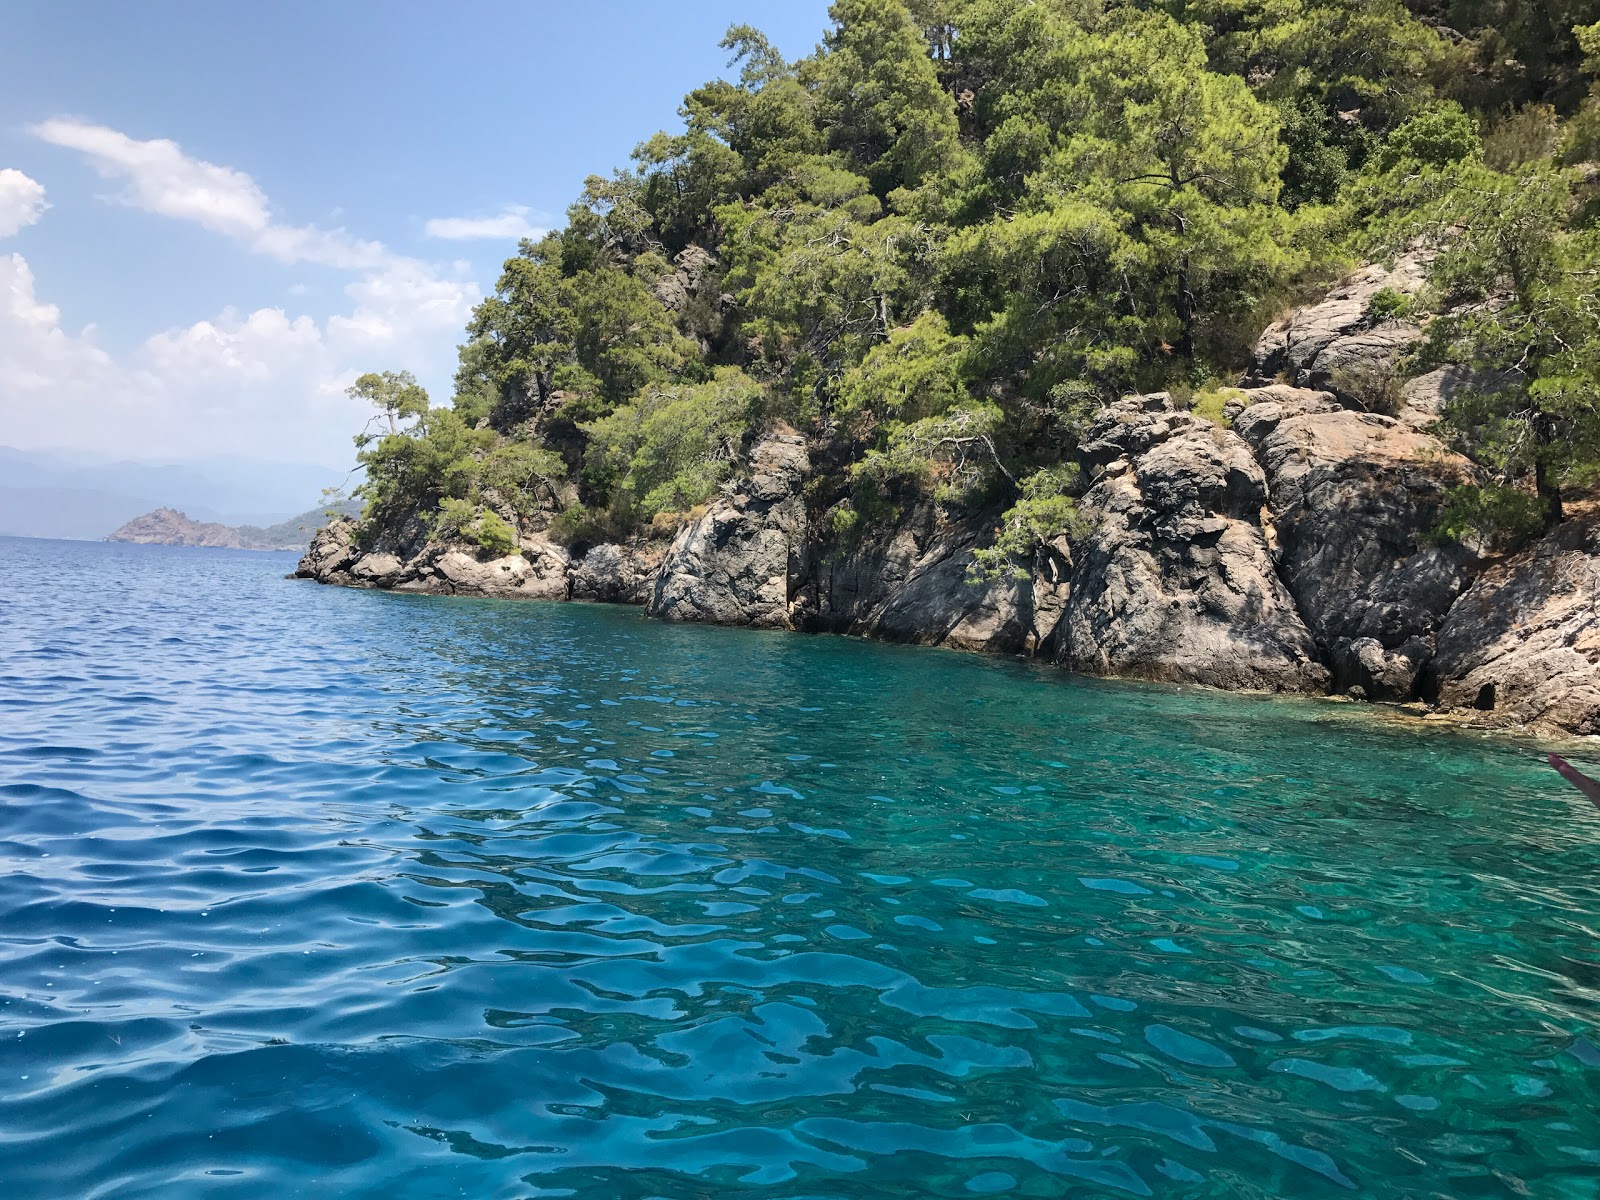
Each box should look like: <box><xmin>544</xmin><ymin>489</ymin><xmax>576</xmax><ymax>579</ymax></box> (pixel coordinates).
<box><xmin>0</xmin><ymin>445</ymin><xmax>350</xmax><ymax>540</ymax></box>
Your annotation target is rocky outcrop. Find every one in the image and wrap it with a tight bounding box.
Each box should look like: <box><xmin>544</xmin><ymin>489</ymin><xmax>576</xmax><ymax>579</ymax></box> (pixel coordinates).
<box><xmin>570</xmin><ymin>542</ymin><xmax>663</xmax><ymax>605</ymax></box>
<box><xmin>1430</xmin><ymin>521</ymin><xmax>1600</xmax><ymax>734</ymax></box>
<box><xmin>652</xmin><ymin>245</ymin><xmax>721</xmax><ymax>314</ymax></box>
<box><xmin>297</xmin><ymin>520</ymin><xmax>572</xmax><ymax>600</ymax></box>
<box><xmin>299</xmin><ymin>517</ymin><xmax>360</xmax><ymax>577</ymax></box>
<box><xmin>1055</xmin><ymin>394</ymin><xmax>1327</xmax><ymax>691</ymax></box>
<box><xmin>1249</xmin><ymin>253</ymin><xmax>1429</xmax><ymax>412</ymax></box>
<box><xmin>801</xmin><ymin>502</ymin><xmax>1052</xmax><ymax>653</ymax></box>
<box><xmin>293</xmin><ymin>258</ymin><xmax>1600</xmax><ymax>737</ymax></box>
<box><xmin>647</xmin><ymin>430</ymin><xmax>810</xmax><ymax>628</ymax></box>
<box><xmin>1234</xmin><ymin>389</ymin><xmax>1475</xmax><ymax>700</ymax></box>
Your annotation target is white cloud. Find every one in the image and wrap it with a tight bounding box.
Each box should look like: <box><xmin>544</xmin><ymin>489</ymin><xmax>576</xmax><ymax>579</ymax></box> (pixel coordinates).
<box><xmin>33</xmin><ymin>118</ymin><xmax>389</xmax><ymax>269</ymax></box>
<box><xmin>425</xmin><ymin>205</ymin><xmax>545</xmax><ymax>241</ymax></box>
<box><xmin>0</xmin><ymin>120</ymin><xmax>483</xmax><ymax>463</ymax></box>
<box><xmin>0</xmin><ymin>170</ymin><xmax>49</xmax><ymax>239</ymax></box>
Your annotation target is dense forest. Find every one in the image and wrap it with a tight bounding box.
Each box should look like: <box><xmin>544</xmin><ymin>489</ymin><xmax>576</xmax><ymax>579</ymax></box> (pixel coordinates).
<box><xmin>347</xmin><ymin>0</ymin><xmax>1600</xmax><ymax>569</ymax></box>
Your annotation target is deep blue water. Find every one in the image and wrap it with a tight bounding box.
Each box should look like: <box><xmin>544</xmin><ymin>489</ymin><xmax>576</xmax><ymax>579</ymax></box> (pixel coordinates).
<box><xmin>2</xmin><ymin>536</ymin><xmax>1599</xmax><ymax>1199</ymax></box>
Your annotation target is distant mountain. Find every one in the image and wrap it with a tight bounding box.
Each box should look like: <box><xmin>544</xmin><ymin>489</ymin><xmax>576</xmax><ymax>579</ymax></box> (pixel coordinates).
<box><xmin>0</xmin><ymin>446</ymin><xmax>356</xmax><ymax>540</ymax></box>
<box><xmin>107</xmin><ymin>500</ymin><xmax>362</xmax><ymax>551</ymax></box>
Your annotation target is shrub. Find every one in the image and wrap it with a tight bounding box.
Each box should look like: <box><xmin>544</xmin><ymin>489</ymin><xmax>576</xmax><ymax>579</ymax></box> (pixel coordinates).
<box><xmin>547</xmin><ymin>497</ymin><xmax>634</xmax><ymax>548</ymax></box>
<box><xmin>969</xmin><ymin>466</ymin><xmax>1091</xmax><ymax>582</ymax></box>
<box><xmin>1189</xmin><ymin>387</ymin><xmax>1246</xmax><ymax>427</ymax></box>
<box><xmin>1482</xmin><ymin>105</ymin><xmax>1560</xmax><ymax>172</ymax></box>
<box><xmin>1433</xmin><ymin>483</ymin><xmax>1546</xmax><ymax>548</ymax></box>
<box><xmin>1366</xmin><ymin>287</ymin><xmax>1416</xmax><ymax>323</ymax></box>
<box><xmin>1329</xmin><ymin>362</ymin><xmax>1407</xmax><ymax>416</ymax></box>
<box><xmin>432</xmin><ymin>497</ymin><xmax>519</xmax><ymax>558</ymax></box>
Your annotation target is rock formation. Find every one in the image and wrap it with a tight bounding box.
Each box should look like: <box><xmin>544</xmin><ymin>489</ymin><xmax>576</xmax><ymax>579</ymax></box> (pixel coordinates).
<box><xmin>1233</xmin><ymin>389</ymin><xmax>1475</xmax><ymax>700</ymax></box>
<box><xmin>1431</xmin><ymin>521</ymin><xmax>1600</xmax><ymax>735</ymax></box>
<box><xmin>1056</xmin><ymin>394</ymin><xmax>1326</xmax><ymax>691</ymax></box>
<box><xmin>1248</xmin><ymin>252</ymin><xmax>1430</xmax><ymax>407</ymax></box>
<box><xmin>647</xmin><ymin>429</ymin><xmax>810</xmax><ymax>628</ymax></box>
<box><xmin>803</xmin><ymin>501</ymin><xmax>1043</xmax><ymax>653</ymax></box>
<box><xmin>295</xmin><ymin>266</ymin><xmax>1600</xmax><ymax>738</ymax></box>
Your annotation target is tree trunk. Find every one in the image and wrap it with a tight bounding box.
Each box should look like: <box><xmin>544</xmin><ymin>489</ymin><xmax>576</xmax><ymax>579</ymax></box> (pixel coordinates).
<box><xmin>1175</xmin><ymin>257</ymin><xmax>1196</xmax><ymax>361</ymax></box>
<box><xmin>1533</xmin><ymin>411</ymin><xmax>1565</xmax><ymax>530</ymax></box>
<box><xmin>1535</xmin><ymin>458</ymin><xmax>1564</xmax><ymax>530</ymax></box>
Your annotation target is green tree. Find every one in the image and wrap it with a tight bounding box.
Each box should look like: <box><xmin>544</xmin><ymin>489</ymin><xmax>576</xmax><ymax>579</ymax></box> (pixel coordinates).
<box><xmin>583</xmin><ymin>367</ymin><xmax>764</xmax><ymax>518</ymax></box>
<box><xmin>1419</xmin><ymin>165</ymin><xmax>1600</xmax><ymax>532</ymax></box>
<box><xmin>348</xmin><ymin>370</ymin><xmax>429</xmax><ymax>440</ymax></box>
<box><xmin>818</xmin><ymin>0</ymin><xmax>963</xmax><ymax>195</ymax></box>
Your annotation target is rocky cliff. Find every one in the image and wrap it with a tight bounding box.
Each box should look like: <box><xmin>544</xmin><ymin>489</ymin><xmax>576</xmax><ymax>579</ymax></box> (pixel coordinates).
<box><xmin>297</xmin><ymin>270</ymin><xmax>1600</xmax><ymax>739</ymax></box>
<box><xmin>110</xmin><ymin>508</ymin><xmax>249</xmax><ymax>549</ymax></box>
<box><xmin>110</xmin><ymin>501</ymin><xmax>358</xmax><ymax>551</ymax></box>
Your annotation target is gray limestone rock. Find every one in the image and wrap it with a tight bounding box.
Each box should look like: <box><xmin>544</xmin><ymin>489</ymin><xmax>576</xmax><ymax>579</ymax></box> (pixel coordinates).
<box><xmin>1431</xmin><ymin>521</ymin><xmax>1600</xmax><ymax>735</ymax></box>
<box><xmin>1237</xmin><ymin>399</ymin><xmax>1475</xmax><ymax>697</ymax></box>
<box><xmin>570</xmin><ymin>542</ymin><xmax>664</xmax><ymax>605</ymax></box>
<box><xmin>1057</xmin><ymin>396</ymin><xmax>1327</xmax><ymax>691</ymax></box>
<box><xmin>647</xmin><ymin>429</ymin><xmax>810</xmax><ymax>628</ymax></box>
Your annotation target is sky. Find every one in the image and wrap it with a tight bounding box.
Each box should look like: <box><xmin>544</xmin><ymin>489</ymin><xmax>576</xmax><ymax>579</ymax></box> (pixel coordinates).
<box><xmin>0</xmin><ymin>0</ymin><xmax>831</xmax><ymax>470</ymax></box>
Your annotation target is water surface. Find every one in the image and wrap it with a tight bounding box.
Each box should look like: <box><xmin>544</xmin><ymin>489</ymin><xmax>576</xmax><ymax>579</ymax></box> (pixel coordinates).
<box><xmin>2</xmin><ymin>536</ymin><xmax>1598</xmax><ymax>1198</ymax></box>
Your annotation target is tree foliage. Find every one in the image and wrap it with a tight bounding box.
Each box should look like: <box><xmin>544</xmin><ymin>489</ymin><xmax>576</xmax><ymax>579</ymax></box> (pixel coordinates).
<box><xmin>344</xmin><ymin>0</ymin><xmax>1600</xmax><ymax>556</ymax></box>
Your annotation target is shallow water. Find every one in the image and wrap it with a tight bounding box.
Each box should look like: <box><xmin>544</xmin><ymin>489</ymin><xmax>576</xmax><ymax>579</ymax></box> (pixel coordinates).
<box><xmin>1</xmin><ymin>535</ymin><xmax>1598</xmax><ymax>1198</ymax></box>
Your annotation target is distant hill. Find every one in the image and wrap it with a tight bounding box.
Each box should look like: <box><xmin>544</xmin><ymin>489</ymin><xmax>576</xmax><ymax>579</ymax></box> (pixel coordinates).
<box><xmin>107</xmin><ymin>500</ymin><xmax>362</xmax><ymax>551</ymax></box>
<box><xmin>0</xmin><ymin>446</ymin><xmax>353</xmax><ymax>540</ymax></box>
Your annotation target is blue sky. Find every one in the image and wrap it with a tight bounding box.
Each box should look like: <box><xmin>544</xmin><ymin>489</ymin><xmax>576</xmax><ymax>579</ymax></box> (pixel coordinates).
<box><xmin>0</xmin><ymin>1</ymin><xmax>831</xmax><ymax>468</ymax></box>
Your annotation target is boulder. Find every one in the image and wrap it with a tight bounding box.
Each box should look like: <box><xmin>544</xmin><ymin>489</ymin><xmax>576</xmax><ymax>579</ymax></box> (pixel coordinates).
<box><xmin>420</xmin><ymin>547</ymin><xmax>569</xmax><ymax>600</ymax></box>
<box><xmin>647</xmin><ymin>429</ymin><xmax>810</xmax><ymax>628</ymax></box>
<box><xmin>652</xmin><ymin>245</ymin><xmax>719</xmax><ymax>313</ymax></box>
<box><xmin>295</xmin><ymin>518</ymin><xmax>360</xmax><ymax>581</ymax></box>
<box><xmin>1248</xmin><ymin>253</ymin><xmax>1429</xmax><ymax>405</ymax></box>
<box><xmin>348</xmin><ymin>551</ymin><xmax>405</xmax><ymax>585</ymax></box>
<box><xmin>1057</xmin><ymin>396</ymin><xmax>1328</xmax><ymax>691</ymax></box>
<box><xmin>570</xmin><ymin>542</ymin><xmax>665</xmax><ymax>605</ymax></box>
<box><xmin>1236</xmin><ymin>395</ymin><xmax>1474</xmax><ymax>699</ymax></box>
<box><xmin>1430</xmin><ymin>521</ymin><xmax>1600</xmax><ymax>735</ymax></box>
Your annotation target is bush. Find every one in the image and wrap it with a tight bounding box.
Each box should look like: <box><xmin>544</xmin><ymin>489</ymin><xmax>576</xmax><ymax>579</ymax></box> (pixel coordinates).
<box><xmin>472</xmin><ymin>509</ymin><xmax>519</xmax><ymax>558</ymax></box>
<box><xmin>1189</xmin><ymin>387</ymin><xmax>1246</xmax><ymax>427</ymax></box>
<box><xmin>547</xmin><ymin>497</ymin><xmax>634</xmax><ymax>548</ymax></box>
<box><xmin>969</xmin><ymin>465</ymin><xmax>1091</xmax><ymax>582</ymax></box>
<box><xmin>1366</xmin><ymin>287</ymin><xmax>1416</xmax><ymax>323</ymax></box>
<box><xmin>432</xmin><ymin>497</ymin><xmax>519</xmax><ymax>558</ymax></box>
<box><xmin>1483</xmin><ymin>105</ymin><xmax>1560</xmax><ymax>172</ymax></box>
<box><xmin>1329</xmin><ymin>362</ymin><xmax>1407</xmax><ymax>416</ymax></box>
<box><xmin>1433</xmin><ymin>483</ymin><xmax>1546</xmax><ymax>547</ymax></box>
<box><xmin>1374</xmin><ymin>103</ymin><xmax>1480</xmax><ymax>174</ymax></box>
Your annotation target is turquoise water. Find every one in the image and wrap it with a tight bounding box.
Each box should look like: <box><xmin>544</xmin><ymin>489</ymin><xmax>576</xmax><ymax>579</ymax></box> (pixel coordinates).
<box><xmin>2</xmin><ymin>537</ymin><xmax>1598</xmax><ymax>1198</ymax></box>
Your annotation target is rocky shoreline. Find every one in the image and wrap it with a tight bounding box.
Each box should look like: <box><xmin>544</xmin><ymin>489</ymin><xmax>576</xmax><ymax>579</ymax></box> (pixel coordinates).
<box><xmin>297</xmin><ymin>260</ymin><xmax>1600</xmax><ymax>739</ymax></box>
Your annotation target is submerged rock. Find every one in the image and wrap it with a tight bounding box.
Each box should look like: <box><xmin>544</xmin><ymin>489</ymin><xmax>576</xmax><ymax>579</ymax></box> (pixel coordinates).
<box><xmin>647</xmin><ymin>429</ymin><xmax>810</xmax><ymax>628</ymax></box>
<box><xmin>1056</xmin><ymin>395</ymin><xmax>1327</xmax><ymax>691</ymax></box>
<box><xmin>1431</xmin><ymin>520</ymin><xmax>1600</xmax><ymax>734</ymax></box>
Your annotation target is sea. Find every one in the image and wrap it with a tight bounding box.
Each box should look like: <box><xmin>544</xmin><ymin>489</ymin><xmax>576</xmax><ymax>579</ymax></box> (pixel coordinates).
<box><xmin>1</xmin><ymin>535</ymin><xmax>1597</xmax><ymax>1198</ymax></box>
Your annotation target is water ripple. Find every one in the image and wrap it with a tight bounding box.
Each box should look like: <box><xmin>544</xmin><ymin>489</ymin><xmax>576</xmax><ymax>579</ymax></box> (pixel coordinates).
<box><xmin>1</xmin><ymin>537</ymin><xmax>1598</xmax><ymax>1198</ymax></box>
